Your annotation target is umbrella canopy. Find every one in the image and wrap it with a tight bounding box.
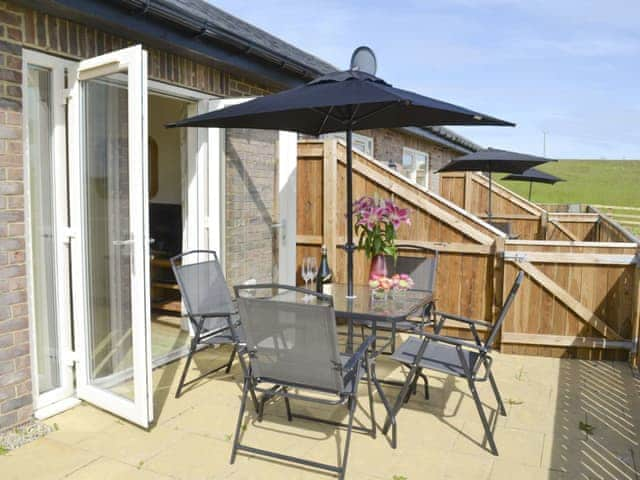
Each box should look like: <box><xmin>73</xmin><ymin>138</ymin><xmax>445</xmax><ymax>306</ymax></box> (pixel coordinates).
<box><xmin>169</xmin><ymin>70</ymin><xmax>514</xmax><ymax>133</ymax></box>
<box><xmin>169</xmin><ymin>69</ymin><xmax>514</xmax><ymax>297</ymax></box>
<box><xmin>502</xmin><ymin>168</ymin><xmax>564</xmax><ymax>184</ymax></box>
<box><xmin>437</xmin><ymin>148</ymin><xmax>555</xmax><ymax>220</ymax></box>
<box><xmin>503</xmin><ymin>167</ymin><xmax>564</xmax><ymax>201</ymax></box>
<box><xmin>437</xmin><ymin>147</ymin><xmax>553</xmax><ymax>175</ymax></box>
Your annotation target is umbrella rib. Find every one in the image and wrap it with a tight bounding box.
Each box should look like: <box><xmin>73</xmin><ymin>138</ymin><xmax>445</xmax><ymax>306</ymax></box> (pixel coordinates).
<box><xmin>349</xmin><ymin>104</ymin><xmax>361</xmax><ymax>123</ymax></box>
<box><xmin>315</xmin><ymin>106</ymin><xmax>335</xmax><ymax>136</ymax></box>
<box><xmin>351</xmin><ymin>101</ymin><xmax>404</xmax><ymax>127</ymax></box>
<box><xmin>311</xmin><ymin>107</ymin><xmax>349</xmax><ymax>130</ymax></box>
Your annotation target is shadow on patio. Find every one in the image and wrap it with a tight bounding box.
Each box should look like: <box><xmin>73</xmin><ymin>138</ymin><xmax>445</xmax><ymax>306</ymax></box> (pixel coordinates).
<box><xmin>3</xmin><ymin>344</ymin><xmax>640</xmax><ymax>480</ymax></box>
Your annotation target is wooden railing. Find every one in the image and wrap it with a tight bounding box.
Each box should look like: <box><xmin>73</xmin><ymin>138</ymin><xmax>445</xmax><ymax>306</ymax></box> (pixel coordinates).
<box><xmin>297</xmin><ymin>140</ymin><xmax>640</xmax><ymax>363</ymax></box>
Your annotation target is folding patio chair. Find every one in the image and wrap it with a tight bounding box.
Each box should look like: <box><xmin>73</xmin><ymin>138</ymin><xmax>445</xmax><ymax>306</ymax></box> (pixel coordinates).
<box><xmin>171</xmin><ymin>250</ymin><xmax>246</xmax><ymax>399</ymax></box>
<box><xmin>231</xmin><ymin>284</ymin><xmax>395</xmax><ymax>480</ymax></box>
<box><xmin>383</xmin><ymin>271</ymin><xmax>525</xmax><ymax>455</ymax></box>
<box><xmin>355</xmin><ymin>244</ymin><xmax>439</xmax><ymax>350</ymax></box>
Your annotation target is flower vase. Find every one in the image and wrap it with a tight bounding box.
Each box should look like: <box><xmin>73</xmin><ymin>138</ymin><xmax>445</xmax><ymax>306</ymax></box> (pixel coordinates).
<box><xmin>369</xmin><ymin>254</ymin><xmax>388</xmax><ymax>280</ymax></box>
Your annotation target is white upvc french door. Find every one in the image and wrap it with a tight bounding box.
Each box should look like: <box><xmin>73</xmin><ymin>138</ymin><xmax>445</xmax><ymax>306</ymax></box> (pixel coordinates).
<box><xmin>23</xmin><ymin>50</ymin><xmax>77</xmax><ymax>415</ymax></box>
<box><xmin>68</xmin><ymin>45</ymin><xmax>153</xmax><ymax>428</ymax></box>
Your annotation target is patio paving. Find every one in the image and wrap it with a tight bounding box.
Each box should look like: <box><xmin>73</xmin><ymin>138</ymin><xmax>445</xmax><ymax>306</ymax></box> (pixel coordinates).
<box><xmin>2</xmin><ymin>343</ymin><xmax>640</xmax><ymax>480</ymax></box>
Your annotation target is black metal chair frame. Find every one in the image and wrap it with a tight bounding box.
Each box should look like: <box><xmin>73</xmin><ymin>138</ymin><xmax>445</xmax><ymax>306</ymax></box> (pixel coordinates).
<box><xmin>171</xmin><ymin>250</ymin><xmax>247</xmax><ymax>399</ymax></box>
<box><xmin>231</xmin><ymin>284</ymin><xmax>394</xmax><ymax>480</ymax></box>
<box><xmin>382</xmin><ymin>271</ymin><xmax>525</xmax><ymax>455</ymax></box>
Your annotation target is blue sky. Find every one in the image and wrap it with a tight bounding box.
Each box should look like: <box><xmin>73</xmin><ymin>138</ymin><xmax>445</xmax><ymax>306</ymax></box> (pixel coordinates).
<box><xmin>211</xmin><ymin>0</ymin><xmax>640</xmax><ymax>159</ymax></box>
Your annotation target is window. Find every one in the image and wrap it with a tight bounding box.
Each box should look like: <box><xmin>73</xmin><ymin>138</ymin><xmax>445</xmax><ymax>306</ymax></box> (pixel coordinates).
<box><xmin>324</xmin><ymin>132</ymin><xmax>374</xmax><ymax>157</ymax></box>
<box><xmin>401</xmin><ymin>147</ymin><xmax>429</xmax><ymax>188</ymax></box>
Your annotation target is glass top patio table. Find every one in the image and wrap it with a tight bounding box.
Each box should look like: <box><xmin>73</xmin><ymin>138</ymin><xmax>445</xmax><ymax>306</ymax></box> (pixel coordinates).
<box><xmin>323</xmin><ymin>284</ymin><xmax>433</xmax><ymax>322</ymax></box>
<box><xmin>262</xmin><ymin>284</ymin><xmax>433</xmax><ymax>354</ymax></box>
<box><xmin>263</xmin><ymin>284</ymin><xmax>432</xmax><ymax>321</ymax></box>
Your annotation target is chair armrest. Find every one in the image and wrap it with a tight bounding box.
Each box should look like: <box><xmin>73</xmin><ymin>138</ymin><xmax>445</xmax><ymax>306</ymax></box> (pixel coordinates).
<box><xmin>435</xmin><ymin>312</ymin><xmax>492</xmax><ymax>329</ymax></box>
<box><xmin>421</xmin><ymin>332</ymin><xmax>485</xmax><ymax>353</ymax></box>
<box><xmin>342</xmin><ymin>335</ymin><xmax>376</xmax><ymax>375</ymax></box>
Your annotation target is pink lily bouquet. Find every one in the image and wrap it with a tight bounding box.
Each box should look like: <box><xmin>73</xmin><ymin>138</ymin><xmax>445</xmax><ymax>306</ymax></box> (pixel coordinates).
<box><xmin>352</xmin><ymin>196</ymin><xmax>411</xmax><ymax>260</ymax></box>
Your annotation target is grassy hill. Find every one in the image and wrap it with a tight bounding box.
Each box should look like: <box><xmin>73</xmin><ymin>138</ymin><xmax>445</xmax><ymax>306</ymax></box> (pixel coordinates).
<box><xmin>497</xmin><ymin>160</ymin><xmax>640</xmax><ymax>207</ymax></box>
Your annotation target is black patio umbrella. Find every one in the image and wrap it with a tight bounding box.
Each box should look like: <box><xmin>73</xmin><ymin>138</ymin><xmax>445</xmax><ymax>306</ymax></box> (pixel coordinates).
<box><xmin>169</xmin><ymin>61</ymin><xmax>514</xmax><ymax>297</ymax></box>
<box><xmin>437</xmin><ymin>148</ymin><xmax>554</xmax><ymax>220</ymax></box>
<box><xmin>502</xmin><ymin>167</ymin><xmax>564</xmax><ymax>200</ymax></box>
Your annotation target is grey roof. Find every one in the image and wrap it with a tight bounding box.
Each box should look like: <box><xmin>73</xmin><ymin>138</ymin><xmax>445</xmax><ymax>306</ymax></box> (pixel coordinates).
<box><xmin>403</xmin><ymin>126</ymin><xmax>481</xmax><ymax>153</ymax></box>
<box><xmin>166</xmin><ymin>0</ymin><xmax>335</xmax><ymax>75</ymax></box>
<box><xmin>426</xmin><ymin>126</ymin><xmax>481</xmax><ymax>152</ymax></box>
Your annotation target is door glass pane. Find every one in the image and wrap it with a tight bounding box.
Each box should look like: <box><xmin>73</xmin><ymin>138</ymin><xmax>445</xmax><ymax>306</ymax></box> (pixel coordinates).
<box><xmin>82</xmin><ymin>73</ymin><xmax>134</xmax><ymax>400</ymax></box>
<box><xmin>27</xmin><ymin>65</ymin><xmax>60</xmax><ymax>395</ymax></box>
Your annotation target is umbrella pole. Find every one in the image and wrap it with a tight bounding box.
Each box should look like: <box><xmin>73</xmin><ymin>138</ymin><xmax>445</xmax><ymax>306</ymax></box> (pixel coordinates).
<box><xmin>488</xmin><ymin>171</ymin><xmax>493</xmax><ymax>221</ymax></box>
<box><xmin>346</xmin><ymin>128</ymin><xmax>355</xmax><ymax>298</ymax></box>
<box><xmin>528</xmin><ymin>180</ymin><xmax>533</xmax><ymax>201</ymax></box>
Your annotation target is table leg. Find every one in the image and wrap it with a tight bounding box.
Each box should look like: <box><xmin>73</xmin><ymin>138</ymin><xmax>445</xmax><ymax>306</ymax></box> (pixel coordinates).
<box><xmin>370</xmin><ymin>362</ymin><xmax>397</xmax><ymax>449</ymax></box>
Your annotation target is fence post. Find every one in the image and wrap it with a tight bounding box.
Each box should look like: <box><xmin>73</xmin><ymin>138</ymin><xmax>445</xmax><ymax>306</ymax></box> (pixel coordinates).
<box><xmin>540</xmin><ymin>211</ymin><xmax>548</xmax><ymax>240</ymax></box>
<box><xmin>464</xmin><ymin>172</ymin><xmax>473</xmax><ymax>212</ymax></box>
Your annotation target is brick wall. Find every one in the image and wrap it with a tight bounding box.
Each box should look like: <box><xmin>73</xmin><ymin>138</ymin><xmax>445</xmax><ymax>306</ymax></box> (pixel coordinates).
<box><xmin>224</xmin><ymin>128</ymin><xmax>279</xmax><ymax>287</ymax></box>
<box><xmin>358</xmin><ymin>128</ymin><xmax>463</xmax><ymax>193</ymax></box>
<box><xmin>0</xmin><ymin>0</ymin><xmax>279</xmax><ymax>432</ymax></box>
<box><xmin>0</xmin><ymin>1</ymin><xmax>30</xmax><ymax>431</ymax></box>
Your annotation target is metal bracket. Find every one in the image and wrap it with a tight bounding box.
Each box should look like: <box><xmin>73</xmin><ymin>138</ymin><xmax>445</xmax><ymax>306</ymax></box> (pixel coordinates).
<box><xmin>503</xmin><ymin>252</ymin><xmax>527</xmax><ymax>263</ymax></box>
<box><xmin>62</xmin><ymin>227</ymin><xmax>77</xmax><ymax>245</ymax></box>
<box><xmin>62</xmin><ymin>350</ymin><xmax>79</xmax><ymax>367</ymax></box>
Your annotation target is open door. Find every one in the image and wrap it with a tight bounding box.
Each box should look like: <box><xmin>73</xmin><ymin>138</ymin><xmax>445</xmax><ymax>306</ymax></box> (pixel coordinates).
<box><xmin>68</xmin><ymin>45</ymin><xmax>153</xmax><ymax>428</ymax></box>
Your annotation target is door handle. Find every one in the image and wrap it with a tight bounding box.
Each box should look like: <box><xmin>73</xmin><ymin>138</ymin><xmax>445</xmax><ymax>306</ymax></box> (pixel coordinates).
<box><xmin>112</xmin><ymin>239</ymin><xmax>134</xmax><ymax>246</ymax></box>
<box><xmin>272</xmin><ymin>220</ymin><xmax>287</xmax><ymax>244</ymax></box>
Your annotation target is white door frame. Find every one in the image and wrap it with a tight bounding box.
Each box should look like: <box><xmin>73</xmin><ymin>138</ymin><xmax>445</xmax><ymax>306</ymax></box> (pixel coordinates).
<box><xmin>145</xmin><ymin>82</ymin><xmax>215</xmax><ymax>333</ymax></box>
<box><xmin>22</xmin><ymin>49</ymin><xmax>78</xmax><ymax>417</ymax></box>
<box><xmin>278</xmin><ymin>131</ymin><xmax>297</xmax><ymax>285</ymax></box>
<box><xmin>68</xmin><ymin>45</ymin><xmax>153</xmax><ymax>427</ymax></box>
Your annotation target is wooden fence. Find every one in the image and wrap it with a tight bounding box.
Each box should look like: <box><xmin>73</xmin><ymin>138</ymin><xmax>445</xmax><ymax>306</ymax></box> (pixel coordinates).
<box><xmin>297</xmin><ymin>140</ymin><xmax>500</xmax><ymax>326</ymax></box>
<box><xmin>440</xmin><ymin>172</ymin><xmax>638</xmax><ymax>243</ymax></box>
<box><xmin>501</xmin><ymin>241</ymin><xmax>639</xmax><ymax>360</ymax></box>
<box><xmin>297</xmin><ymin>140</ymin><xmax>640</xmax><ymax>363</ymax></box>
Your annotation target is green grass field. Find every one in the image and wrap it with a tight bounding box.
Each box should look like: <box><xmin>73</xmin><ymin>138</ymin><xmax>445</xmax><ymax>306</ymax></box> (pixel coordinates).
<box><xmin>497</xmin><ymin>160</ymin><xmax>640</xmax><ymax>207</ymax></box>
<box><xmin>497</xmin><ymin>160</ymin><xmax>640</xmax><ymax>235</ymax></box>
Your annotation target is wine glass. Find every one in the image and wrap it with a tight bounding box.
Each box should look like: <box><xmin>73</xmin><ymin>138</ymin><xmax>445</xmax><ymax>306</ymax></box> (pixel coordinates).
<box><xmin>308</xmin><ymin>257</ymin><xmax>318</xmax><ymax>290</ymax></box>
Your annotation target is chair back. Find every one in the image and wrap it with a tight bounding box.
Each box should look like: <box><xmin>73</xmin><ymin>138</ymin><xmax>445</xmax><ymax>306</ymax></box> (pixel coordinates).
<box><xmin>387</xmin><ymin>245</ymin><xmax>439</xmax><ymax>294</ymax></box>
<box><xmin>485</xmin><ymin>271</ymin><xmax>525</xmax><ymax>349</ymax></box>
<box><xmin>171</xmin><ymin>250</ymin><xmax>235</xmax><ymax>332</ymax></box>
<box><xmin>235</xmin><ymin>285</ymin><xmax>344</xmax><ymax>394</ymax></box>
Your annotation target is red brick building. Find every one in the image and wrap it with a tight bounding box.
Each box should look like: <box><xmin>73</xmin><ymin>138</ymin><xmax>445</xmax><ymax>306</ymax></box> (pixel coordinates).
<box><xmin>0</xmin><ymin>0</ymin><xmax>479</xmax><ymax>431</ymax></box>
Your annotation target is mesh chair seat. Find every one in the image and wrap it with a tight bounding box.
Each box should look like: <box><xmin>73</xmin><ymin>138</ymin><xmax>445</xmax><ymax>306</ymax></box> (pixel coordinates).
<box><xmin>200</xmin><ymin>315</ymin><xmax>246</xmax><ymax>346</ymax></box>
<box><xmin>382</xmin><ymin>271</ymin><xmax>525</xmax><ymax>456</ymax></box>
<box><xmin>390</xmin><ymin>336</ymin><xmax>479</xmax><ymax>377</ymax></box>
<box><xmin>171</xmin><ymin>250</ymin><xmax>245</xmax><ymax>398</ymax></box>
<box><xmin>231</xmin><ymin>284</ymin><xmax>393</xmax><ymax>479</ymax></box>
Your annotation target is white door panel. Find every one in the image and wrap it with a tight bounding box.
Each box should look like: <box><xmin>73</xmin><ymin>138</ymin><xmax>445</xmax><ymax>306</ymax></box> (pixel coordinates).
<box><xmin>68</xmin><ymin>45</ymin><xmax>153</xmax><ymax>428</ymax></box>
